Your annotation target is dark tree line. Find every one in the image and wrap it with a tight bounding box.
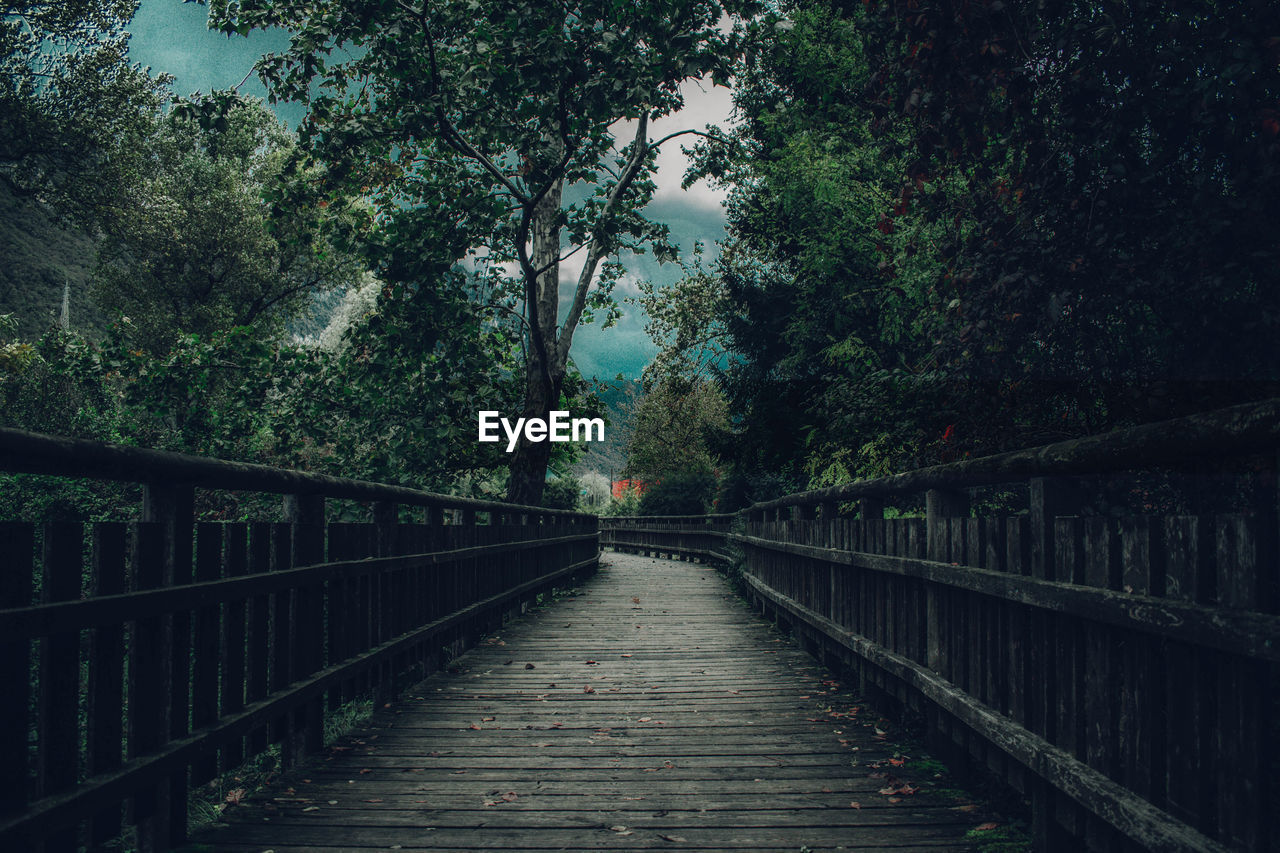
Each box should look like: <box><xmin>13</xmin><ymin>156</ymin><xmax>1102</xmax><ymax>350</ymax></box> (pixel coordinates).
<box><xmin>649</xmin><ymin>0</ymin><xmax>1280</xmax><ymax>508</ymax></box>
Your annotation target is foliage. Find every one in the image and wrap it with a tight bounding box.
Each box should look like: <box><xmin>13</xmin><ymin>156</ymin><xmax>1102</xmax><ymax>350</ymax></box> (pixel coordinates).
<box><xmin>624</xmin><ymin>376</ymin><xmax>728</xmax><ymax>484</ymax></box>
<box><xmin>578</xmin><ymin>470</ymin><xmax>611</xmax><ymax>510</ymax></box>
<box><xmin>603</xmin><ymin>483</ymin><xmax>642</xmax><ymax>517</ymax></box>
<box><xmin>0</xmin><ymin>184</ymin><xmax>103</xmax><ymax>340</ymax></box>
<box><xmin>0</xmin><ymin>313</ymin><xmax>33</xmax><ymax>373</ymax></box>
<box><xmin>634</xmin><ymin>245</ymin><xmax>731</xmax><ymax>388</ymax></box>
<box><xmin>211</xmin><ymin>0</ymin><xmax>761</xmax><ymax>503</ymax></box>
<box><xmin>0</xmin><ymin>0</ymin><xmax>169</xmax><ymax>225</ymax></box>
<box><xmin>0</xmin><ymin>273</ymin><xmax>534</xmax><ymax>518</ymax></box>
<box><xmin>854</xmin><ymin>0</ymin><xmax>1280</xmax><ymax>434</ymax></box>
<box><xmin>636</xmin><ymin>460</ymin><xmax>718</xmax><ymax>516</ymax></box>
<box><xmin>687</xmin><ymin>0</ymin><xmax>1280</xmax><ymax>494</ymax></box>
<box><xmin>91</xmin><ymin>94</ymin><xmax>365</xmax><ymax>354</ymax></box>
<box><xmin>540</xmin><ymin>476</ymin><xmax>581</xmax><ymax>510</ymax></box>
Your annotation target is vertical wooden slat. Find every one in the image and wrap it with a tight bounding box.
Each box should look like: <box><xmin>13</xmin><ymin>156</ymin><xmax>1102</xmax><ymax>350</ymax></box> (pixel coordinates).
<box><xmin>1118</xmin><ymin>517</ymin><xmax>1162</xmax><ymax>809</ymax></box>
<box><xmin>1162</xmin><ymin>516</ymin><xmax>1205</xmax><ymax>831</ymax></box>
<box><xmin>926</xmin><ymin>489</ymin><xmax>968</xmax><ymax>678</ymax></box>
<box><xmin>129</xmin><ymin>521</ymin><xmax>169</xmax><ymax>853</ymax></box>
<box><xmin>191</xmin><ymin>522</ymin><xmax>222</xmax><ymax>785</ymax></box>
<box><xmin>221</xmin><ymin>523</ymin><xmax>248</xmax><ymax>771</ymax></box>
<box><xmin>0</xmin><ymin>523</ymin><xmax>35</xmax><ymax>820</ymax></box>
<box><xmin>1081</xmin><ymin>517</ymin><xmax>1119</xmax><ymax>850</ymax></box>
<box><xmin>284</xmin><ymin>494</ymin><xmax>325</xmax><ymax>764</ymax></box>
<box><xmin>1214</xmin><ymin>514</ymin><xmax>1262</xmax><ymax>849</ymax></box>
<box><xmin>326</xmin><ymin>523</ymin><xmax>350</xmax><ymax>710</ymax></box>
<box><xmin>245</xmin><ymin>522</ymin><xmax>272</xmax><ymax>757</ymax></box>
<box><xmin>87</xmin><ymin>522</ymin><xmax>126</xmax><ymax>846</ymax></box>
<box><xmin>269</xmin><ymin>522</ymin><xmax>293</xmax><ymax>749</ymax></box>
<box><xmin>143</xmin><ymin>482</ymin><xmax>193</xmax><ymax>848</ymax></box>
<box><xmin>39</xmin><ymin>521</ymin><xmax>83</xmax><ymax>853</ymax></box>
<box><xmin>1005</xmin><ymin>515</ymin><xmax>1028</xmax><ymax>795</ymax></box>
<box><xmin>1052</xmin><ymin>517</ymin><xmax>1084</xmax><ymax>837</ymax></box>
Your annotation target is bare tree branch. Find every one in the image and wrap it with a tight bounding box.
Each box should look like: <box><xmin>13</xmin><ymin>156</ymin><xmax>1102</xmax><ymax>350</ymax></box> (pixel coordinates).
<box><xmin>557</xmin><ymin>112</ymin><xmax>649</xmax><ymax>365</ymax></box>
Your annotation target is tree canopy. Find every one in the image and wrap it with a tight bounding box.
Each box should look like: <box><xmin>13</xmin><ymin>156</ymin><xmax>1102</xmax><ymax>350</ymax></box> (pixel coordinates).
<box><xmin>684</xmin><ymin>0</ymin><xmax>1280</xmax><ymax>507</ymax></box>
<box><xmin>211</xmin><ymin>0</ymin><xmax>759</xmax><ymax>503</ymax></box>
<box><xmin>1</xmin><ymin>0</ymin><xmax>168</xmax><ymax>225</ymax></box>
<box><xmin>91</xmin><ymin>95</ymin><xmax>365</xmax><ymax>353</ymax></box>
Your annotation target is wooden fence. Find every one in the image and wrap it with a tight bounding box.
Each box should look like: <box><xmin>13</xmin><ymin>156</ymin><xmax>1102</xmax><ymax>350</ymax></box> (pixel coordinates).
<box><xmin>0</xmin><ymin>428</ymin><xmax>598</xmax><ymax>852</ymax></box>
<box><xmin>599</xmin><ymin>513</ymin><xmax>734</xmax><ymax>563</ymax></box>
<box><xmin>602</xmin><ymin>399</ymin><xmax>1280</xmax><ymax>853</ymax></box>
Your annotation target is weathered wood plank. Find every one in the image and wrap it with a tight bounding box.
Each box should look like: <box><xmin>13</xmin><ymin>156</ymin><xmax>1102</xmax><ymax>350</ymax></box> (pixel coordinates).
<box><xmin>87</xmin><ymin>523</ymin><xmax>127</xmax><ymax>847</ymax></box>
<box><xmin>191</xmin><ymin>522</ymin><xmax>223</xmax><ymax>785</ymax></box>
<box><xmin>39</xmin><ymin>522</ymin><xmax>82</xmax><ymax>853</ymax></box>
<box><xmin>193</xmin><ymin>553</ymin><xmax>982</xmax><ymax>853</ymax></box>
<box><xmin>0</xmin><ymin>522</ymin><xmax>34</xmax><ymax>819</ymax></box>
<box><xmin>221</xmin><ymin>522</ymin><xmax>249</xmax><ymax>771</ymax></box>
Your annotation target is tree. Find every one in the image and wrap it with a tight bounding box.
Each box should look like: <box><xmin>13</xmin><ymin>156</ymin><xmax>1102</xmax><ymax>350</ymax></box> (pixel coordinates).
<box><xmin>91</xmin><ymin>94</ymin><xmax>365</xmax><ymax>353</ymax></box>
<box><xmin>636</xmin><ymin>462</ymin><xmax>718</xmax><ymax>515</ymax></box>
<box><xmin>0</xmin><ymin>0</ymin><xmax>169</xmax><ymax>225</ymax></box>
<box><xmin>624</xmin><ymin>376</ymin><xmax>728</xmax><ymax>485</ymax></box>
<box><xmin>692</xmin><ymin>0</ymin><xmax>1280</xmax><ymax>497</ymax></box>
<box><xmin>853</xmin><ymin>0</ymin><xmax>1280</xmax><ymax>432</ymax></box>
<box><xmin>687</xmin><ymin>2</ymin><xmax>939</xmax><ymax>492</ymax></box>
<box><xmin>211</xmin><ymin>0</ymin><xmax>759</xmax><ymax>504</ymax></box>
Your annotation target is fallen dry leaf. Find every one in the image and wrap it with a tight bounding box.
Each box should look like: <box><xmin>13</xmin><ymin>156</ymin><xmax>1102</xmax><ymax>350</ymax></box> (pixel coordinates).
<box><xmin>583</xmin><ymin>685</ymin><xmax>595</xmax><ymax>694</ymax></box>
<box><xmin>975</xmin><ymin>822</ymin><xmax>999</xmax><ymax>831</ymax></box>
<box><xmin>849</xmin><ymin>801</ymin><xmax>861</xmax><ymax>809</ymax></box>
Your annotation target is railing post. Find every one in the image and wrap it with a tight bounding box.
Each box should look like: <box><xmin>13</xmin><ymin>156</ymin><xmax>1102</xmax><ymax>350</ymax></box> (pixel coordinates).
<box><xmin>859</xmin><ymin>498</ymin><xmax>884</xmax><ymax>520</ymax></box>
<box><xmin>374</xmin><ymin>500</ymin><xmax>399</xmax><ymax>558</ymax></box>
<box><xmin>282</xmin><ymin>493</ymin><xmax>325</xmax><ymax>767</ymax></box>
<box><xmin>140</xmin><ymin>482</ymin><xmax>193</xmax><ymax>850</ymax></box>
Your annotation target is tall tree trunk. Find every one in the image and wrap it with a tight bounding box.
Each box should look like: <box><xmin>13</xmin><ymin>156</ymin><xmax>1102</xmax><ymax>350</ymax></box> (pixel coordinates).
<box><xmin>506</xmin><ymin>167</ymin><xmax>564</xmax><ymax>506</ymax></box>
<box><xmin>507</xmin><ymin>359</ymin><xmax>561</xmax><ymax>506</ymax></box>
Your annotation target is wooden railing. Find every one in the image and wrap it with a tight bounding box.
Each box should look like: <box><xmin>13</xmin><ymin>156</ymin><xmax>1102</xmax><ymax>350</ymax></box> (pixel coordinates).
<box><xmin>0</xmin><ymin>428</ymin><xmax>599</xmax><ymax>852</ymax></box>
<box><xmin>602</xmin><ymin>399</ymin><xmax>1280</xmax><ymax>853</ymax></box>
<box><xmin>599</xmin><ymin>513</ymin><xmax>733</xmax><ymax>563</ymax></box>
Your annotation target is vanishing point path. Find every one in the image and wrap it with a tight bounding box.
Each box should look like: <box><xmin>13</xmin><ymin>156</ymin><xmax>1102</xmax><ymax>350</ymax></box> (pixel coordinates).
<box><xmin>193</xmin><ymin>552</ymin><xmax>983</xmax><ymax>851</ymax></box>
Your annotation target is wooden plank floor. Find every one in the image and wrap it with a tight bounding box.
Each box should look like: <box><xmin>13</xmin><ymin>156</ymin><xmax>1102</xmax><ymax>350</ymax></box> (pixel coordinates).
<box><xmin>192</xmin><ymin>552</ymin><xmax>982</xmax><ymax>851</ymax></box>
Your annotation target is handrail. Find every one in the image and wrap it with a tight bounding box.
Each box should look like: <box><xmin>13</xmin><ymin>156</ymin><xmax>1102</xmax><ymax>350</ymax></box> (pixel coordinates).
<box><xmin>745</xmin><ymin>396</ymin><xmax>1280</xmax><ymax>513</ymax></box>
<box><xmin>0</xmin><ymin>428</ymin><xmax>598</xmax><ymax>852</ymax></box>
<box><xmin>603</xmin><ymin>395</ymin><xmax>1280</xmax><ymax>852</ymax></box>
<box><xmin>0</xmin><ymin>426</ymin><xmax>583</xmax><ymax>516</ymax></box>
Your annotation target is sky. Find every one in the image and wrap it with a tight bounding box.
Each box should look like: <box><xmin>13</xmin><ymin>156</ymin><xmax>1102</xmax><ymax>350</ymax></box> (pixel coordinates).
<box><xmin>126</xmin><ymin>1</ymin><xmax>734</xmax><ymax>381</ymax></box>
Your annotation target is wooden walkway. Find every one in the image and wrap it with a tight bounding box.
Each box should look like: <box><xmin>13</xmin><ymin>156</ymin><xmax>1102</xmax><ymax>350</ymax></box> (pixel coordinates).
<box><xmin>192</xmin><ymin>552</ymin><xmax>982</xmax><ymax>851</ymax></box>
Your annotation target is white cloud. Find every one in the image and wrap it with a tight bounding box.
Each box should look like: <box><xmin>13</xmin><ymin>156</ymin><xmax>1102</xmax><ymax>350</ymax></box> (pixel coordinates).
<box><xmin>650</xmin><ymin>79</ymin><xmax>735</xmax><ymax>211</ymax></box>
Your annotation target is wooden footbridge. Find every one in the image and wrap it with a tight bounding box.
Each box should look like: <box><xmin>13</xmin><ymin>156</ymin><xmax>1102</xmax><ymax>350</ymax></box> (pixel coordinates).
<box><xmin>1</xmin><ymin>399</ymin><xmax>1278</xmax><ymax>852</ymax></box>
